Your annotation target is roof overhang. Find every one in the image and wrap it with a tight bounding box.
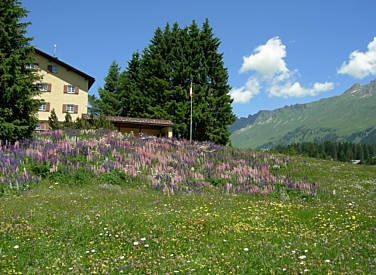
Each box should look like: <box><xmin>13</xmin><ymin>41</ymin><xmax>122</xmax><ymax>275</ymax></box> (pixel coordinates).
<box><xmin>33</xmin><ymin>48</ymin><xmax>95</xmax><ymax>90</ymax></box>
<box><xmin>82</xmin><ymin>115</ymin><xmax>174</xmax><ymax>127</ymax></box>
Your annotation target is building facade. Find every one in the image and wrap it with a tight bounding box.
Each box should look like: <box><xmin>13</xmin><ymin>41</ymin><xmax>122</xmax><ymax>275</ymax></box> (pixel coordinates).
<box><xmin>31</xmin><ymin>48</ymin><xmax>173</xmax><ymax>137</ymax></box>
<box><xmin>32</xmin><ymin>48</ymin><xmax>95</xmax><ymax>130</ymax></box>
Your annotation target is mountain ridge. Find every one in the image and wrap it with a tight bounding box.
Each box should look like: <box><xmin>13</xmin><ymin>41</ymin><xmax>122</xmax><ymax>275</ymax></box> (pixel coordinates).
<box><xmin>230</xmin><ymin>79</ymin><xmax>376</xmax><ymax>149</ymax></box>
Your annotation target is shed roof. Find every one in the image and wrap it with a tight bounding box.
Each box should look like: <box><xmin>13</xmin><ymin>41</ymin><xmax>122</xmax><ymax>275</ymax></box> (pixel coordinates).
<box><xmin>82</xmin><ymin>114</ymin><xmax>174</xmax><ymax>127</ymax></box>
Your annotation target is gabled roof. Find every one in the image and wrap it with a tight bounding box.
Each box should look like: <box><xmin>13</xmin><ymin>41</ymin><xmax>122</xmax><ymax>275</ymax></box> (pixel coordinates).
<box><xmin>33</xmin><ymin>48</ymin><xmax>95</xmax><ymax>90</ymax></box>
<box><xmin>82</xmin><ymin>115</ymin><xmax>174</xmax><ymax>127</ymax></box>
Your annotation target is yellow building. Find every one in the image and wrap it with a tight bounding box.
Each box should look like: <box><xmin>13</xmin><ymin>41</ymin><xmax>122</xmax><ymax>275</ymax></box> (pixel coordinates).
<box><xmin>31</xmin><ymin>48</ymin><xmax>95</xmax><ymax>130</ymax></box>
<box><xmin>30</xmin><ymin>48</ymin><xmax>174</xmax><ymax>137</ymax></box>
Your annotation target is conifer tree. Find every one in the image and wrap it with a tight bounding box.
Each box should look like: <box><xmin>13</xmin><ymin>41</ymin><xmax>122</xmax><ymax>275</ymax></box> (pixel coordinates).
<box><xmin>95</xmin><ymin>61</ymin><xmax>121</xmax><ymax>116</ymax></box>
<box><xmin>0</xmin><ymin>0</ymin><xmax>41</xmax><ymax>142</ymax></box>
<box><xmin>118</xmin><ymin>52</ymin><xmax>148</xmax><ymax>118</ymax></box>
<box><xmin>93</xmin><ymin>20</ymin><xmax>235</xmax><ymax>144</ymax></box>
<box><xmin>120</xmin><ymin>19</ymin><xmax>235</xmax><ymax>144</ymax></box>
<box><xmin>48</xmin><ymin>108</ymin><xmax>59</xmax><ymax>130</ymax></box>
<box><xmin>88</xmin><ymin>94</ymin><xmax>101</xmax><ymax>115</ymax></box>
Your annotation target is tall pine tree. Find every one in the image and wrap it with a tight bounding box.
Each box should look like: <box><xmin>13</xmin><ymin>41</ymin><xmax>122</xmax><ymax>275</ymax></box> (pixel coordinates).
<box><xmin>91</xmin><ymin>61</ymin><xmax>121</xmax><ymax>116</ymax></box>
<box><xmin>0</xmin><ymin>0</ymin><xmax>41</xmax><ymax>142</ymax></box>
<box><xmin>118</xmin><ymin>52</ymin><xmax>149</xmax><ymax>118</ymax></box>
<box><xmin>118</xmin><ymin>19</ymin><xmax>235</xmax><ymax>144</ymax></box>
<box><xmin>93</xmin><ymin>19</ymin><xmax>235</xmax><ymax>144</ymax></box>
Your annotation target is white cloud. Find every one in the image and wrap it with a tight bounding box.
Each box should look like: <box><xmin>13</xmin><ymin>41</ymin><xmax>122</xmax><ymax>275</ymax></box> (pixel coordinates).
<box><xmin>229</xmin><ymin>77</ymin><xmax>260</xmax><ymax>103</ymax></box>
<box><xmin>239</xmin><ymin>37</ymin><xmax>288</xmax><ymax>78</ymax></box>
<box><xmin>338</xmin><ymin>37</ymin><xmax>376</xmax><ymax>79</ymax></box>
<box><xmin>268</xmin><ymin>81</ymin><xmax>334</xmax><ymax>98</ymax></box>
<box><xmin>236</xmin><ymin>37</ymin><xmax>334</xmax><ymax>99</ymax></box>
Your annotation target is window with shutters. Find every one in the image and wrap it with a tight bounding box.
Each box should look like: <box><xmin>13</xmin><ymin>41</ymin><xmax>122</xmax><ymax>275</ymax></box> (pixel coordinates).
<box><xmin>26</xmin><ymin>63</ymin><xmax>39</xmax><ymax>69</ymax></box>
<box><xmin>64</xmin><ymin>85</ymin><xmax>79</xmax><ymax>94</ymax></box>
<box><xmin>39</xmin><ymin>103</ymin><xmax>46</xmax><ymax>111</ymax></box>
<box><xmin>39</xmin><ymin>83</ymin><xmax>50</xmax><ymax>92</ymax></box>
<box><xmin>66</xmin><ymin>104</ymin><xmax>75</xmax><ymax>113</ymax></box>
<box><xmin>67</xmin><ymin>85</ymin><xmax>76</xmax><ymax>94</ymax></box>
<box><xmin>35</xmin><ymin>122</ymin><xmax>41</xmax><ymax>131</ymax></box>
<box><xmin>38</xmin><ymin>103</ymin><xmax>50</xmax><ymax>112</ymax></box>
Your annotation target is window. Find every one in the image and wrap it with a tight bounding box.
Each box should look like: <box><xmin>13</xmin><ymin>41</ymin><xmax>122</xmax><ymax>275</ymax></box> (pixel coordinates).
<box><xmin>39</xmin><ymin>103</ymin><xmax>46</xmax><ymax>111</ymax></box>
<box><xmin>39</xmin><ymin>83</ymin><xmax>50</xmax><ymax>92</ymax></box>
<box><xmin>67</xmin><ymin>85</ymin><xmax>75</xmax><ymax>94</ymax></box>
<box><xmin>48</xmin><ymin>65</ymin><xmax>58</xmax><ymax>73</ymax></box>
<box><xmin>38</xmin><ymin>103</ymin><xmax>50</xmax><ymax>112</ymax></box>
<box><xmin>26</xmin><ymin>63</ymin><xmax>39</xmax><ymax>69</ymax></box>
<box><xmin>35</xmin><ymin>122</ymin><xmax>41</xmax><ymax>131</ymax></box>
<box><xmin>64</xmin><ymin>85</ymin><xmax>79</xmax><ymax>94</ymax></box>
<box><xmin>66</xmin><ymin>104</ymin><xmax>75</xmax><ymax>113</ymax></box>
<box><xmin>63</xmin><ymin>104</ymin><xmax>77</xmax><ymax>114</ymax></box>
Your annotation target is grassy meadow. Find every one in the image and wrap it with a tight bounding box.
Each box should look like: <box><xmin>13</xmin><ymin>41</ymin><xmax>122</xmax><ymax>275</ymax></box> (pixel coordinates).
<box><xmin>0</xmin><ymin>130</ymin><xmax>375</xmax><ymax>274</ymax></box>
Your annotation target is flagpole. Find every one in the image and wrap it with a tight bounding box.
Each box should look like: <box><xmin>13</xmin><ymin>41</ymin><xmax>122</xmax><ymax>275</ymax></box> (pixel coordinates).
<box><xmin>190</xmin><ymin>82</ymin><xmax>193</xmax><ymax>143</ymax></box>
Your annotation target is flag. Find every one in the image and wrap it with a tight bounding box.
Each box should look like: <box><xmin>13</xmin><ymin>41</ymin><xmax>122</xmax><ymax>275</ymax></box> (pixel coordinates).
<box><xmin>189</xmin><ymin>82</ymin><xmax>193</xmax><ymax>98</ymax></box>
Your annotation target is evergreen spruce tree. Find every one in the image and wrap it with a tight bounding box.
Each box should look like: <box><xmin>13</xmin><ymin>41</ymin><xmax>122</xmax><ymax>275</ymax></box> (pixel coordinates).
<box><xmin>48</xmin><ymin>108</ymin><xmax>59</xmax><ymax>130</ymax></box>
<box><xmin>93</xmin><ymin>19</ymin><xmax>235</xmax><ymax>144</ymax></box>
<box><xmin>0</xmin><ymin>0</ymin><xmax>41</xmax><ymax>142</ymax></box>
<box><xmin>140</xmin><ymin>25</ymin><xmax>172</xmax><ymax>120</ymax></box>
<box><xmin>118</xmin><ymin>52</ymin><xmax>148</xmax><ymax>118</ymax></box>
<box><xmin>88</xmin><ymin>94</ymin><xmax>101</xmax><ymax>115</ymax></box>
<box><xmin>96</xmin><ymin>61</ymin><xmax>121</xmax><ymax>116</ymax></box>
<box><xmin>119</xmin><ymin>19</ymin><xmax>235</xmax><ymax>144</ymax></box>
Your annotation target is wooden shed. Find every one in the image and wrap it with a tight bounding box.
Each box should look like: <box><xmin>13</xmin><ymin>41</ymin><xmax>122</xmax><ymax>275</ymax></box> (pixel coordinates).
<box><xmin>82</xmin><ymin>115</ymin><xmax>173</xmax><ymax>138</ymax></box>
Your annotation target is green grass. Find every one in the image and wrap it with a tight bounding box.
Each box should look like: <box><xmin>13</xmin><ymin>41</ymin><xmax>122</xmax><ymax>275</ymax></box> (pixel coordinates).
<box><xmin>1</xmin><ymin>155</ymin><xmax>375</xmax><ymax>274</ymax></box>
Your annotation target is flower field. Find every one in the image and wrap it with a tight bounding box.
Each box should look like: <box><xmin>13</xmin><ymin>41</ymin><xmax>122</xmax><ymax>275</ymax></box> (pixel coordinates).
<box><xmin>0</xmin><ymin>130</ymin><xmax>318</xmax><ymax>196</ymax></box>
<box><xmin>0</xmin><ymin>130</ymin><xmax>375</xmax><ymax>274</ymax></box>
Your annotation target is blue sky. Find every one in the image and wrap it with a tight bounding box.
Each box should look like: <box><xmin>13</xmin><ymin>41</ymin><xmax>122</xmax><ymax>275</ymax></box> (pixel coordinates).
<box><xmin>24</xmin><ymin>0</ymin><xmax>376</xmax><ymax>118</ymax></box>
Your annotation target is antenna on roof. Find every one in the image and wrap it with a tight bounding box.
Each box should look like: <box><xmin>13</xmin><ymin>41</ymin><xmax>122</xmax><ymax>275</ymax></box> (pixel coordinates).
<box><xmin>53</xmin><ymin>44</ymin><xmax>56</xmax><ymax>57</ymax></box>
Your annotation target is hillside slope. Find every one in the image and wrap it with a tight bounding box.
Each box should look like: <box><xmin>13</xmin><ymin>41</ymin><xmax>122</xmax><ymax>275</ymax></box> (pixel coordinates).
<box><xmin>230</xmin><ymin>79</ymin><xmax>376</xmax><ymax>149</ymax></box>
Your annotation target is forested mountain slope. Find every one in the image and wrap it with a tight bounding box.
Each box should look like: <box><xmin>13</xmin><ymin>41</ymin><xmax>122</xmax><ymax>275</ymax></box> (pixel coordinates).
<box><xmin>230</xmin><ymin>79</ymin><xmax>376</xmax><ymax>149</ymax></box>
